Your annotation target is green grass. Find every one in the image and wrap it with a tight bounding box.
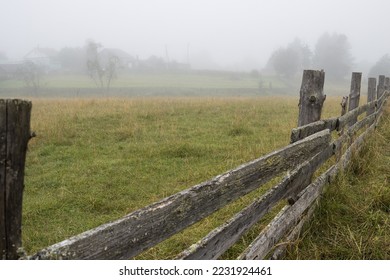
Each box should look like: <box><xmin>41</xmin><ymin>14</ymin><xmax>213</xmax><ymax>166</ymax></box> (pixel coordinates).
<box><xmin>21</xmin><ymin>96</ymin><xmax>343</xmax><ymax>258</ymax></box>
<box><xmin>285</xmin><ymin>105</ymin><xmax>390</xmax><ymax>259</ymax></box>
<box><xmin>0</xmin><ymin>72</ymin><xmax>282</xmax><ymax>90</ymax></box>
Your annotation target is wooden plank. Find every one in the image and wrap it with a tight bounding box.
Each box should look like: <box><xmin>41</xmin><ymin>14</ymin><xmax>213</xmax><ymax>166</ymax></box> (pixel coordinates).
<box><xmin>238</xmin><ymin>166</ymin><xmax>335</xmax><ymax>260</ymax></box>
<box><xmin>377</xmin><ymin>90</ymin><xmax>389</xmax><ymax>112</ymax></box>
<box><xmin>385</xmin><ymin>77</ymin><xmax>390</xmax><ymax>90</ymax></box>
<box><xmin>377</xmin><ymin>75</ymin><xmax>385</xmax><ymax>99</ymax></box>
<box><xmin>335</xmin><ymin>112</ymin><xmax>376</xmax><ymax>161</ymax></box>
<box><xmin>338</xmin><ymin>96</ymin><xmax>349</xmax><ymax>136</ymax></box>
<box><xmin>338</xmin><ymin>122</ymin><xmax>375</xmax><ymax>171</ymax></box>
<box><xmin>269</xmin><ymin>200</ymin><xmax>316</xmax><ymax>260</ymax></box>
<box><xmin>0</xmin><ymin>100</ymin><xmax>7</xmax><ymax>259</ymax></box>
<box><xmin>340</xmin><ymin>96</ymin><xmax>348</xmax><ymax>116</ymax></box>
<box><xmin>290</xmin><ymin>117</ymin><xmax>337</xmax><ymax>143</ymax></box>
<box><xmin>5</xmin><ymin>100</ymin><xmax>32</xmax><ymax>259</ymax></box>
<box><xmin>348</xmin><ymin>72</ymin><xmax>362</xmax><ymax>126</ymax></box>
<box><xmin>31</xmin><ymin>129</ymin><xmax>331</xmax><ymax>260</ymax></box>
<box><xmin>297</xmin><ymin>70</ymin><xmax>326</xmax><ymax>126</ymax></box>
<box><xmin>375</xmin><ymin>94</ymin><xmax>388</xmax><ymax>124</ymax></box>
<box><xmin>346</xmin><ymin>113</ymin><xmax>376</xmax><ymax>138</ymax></box>
<box><xmin>337</xmin><ymin>103</ymin><xmax>369</xmax><ymax>131</ymax></box>
<box><xmin>294</xmin><ymin>100</ymin><xmax>375</xmax><ymax>140</ymax></box>
<box><xmin>177</xmin><ymin>142</ymin><xmax>334</xmax><ymax>260</ymax></box>
<box><xmin>270</xmin><ymin>164</ymin><xmax>340</xmax><ymax>260</ymax></box>
<box><xmin>367</xmin><ymin>78</ymin><xmax>377</xmax><ymax>116</ymax></box>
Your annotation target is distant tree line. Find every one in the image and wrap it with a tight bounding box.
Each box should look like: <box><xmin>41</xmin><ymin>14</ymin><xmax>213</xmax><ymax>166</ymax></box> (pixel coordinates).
<box><xmin>266</xmin><ymin>33</ymin><xmax>354</xmax><ymax>81</ymax></box>
<box><xmin>369</xmin><ymin>54</ymin><xmax>390</xmax><ymax>77</ymax></box>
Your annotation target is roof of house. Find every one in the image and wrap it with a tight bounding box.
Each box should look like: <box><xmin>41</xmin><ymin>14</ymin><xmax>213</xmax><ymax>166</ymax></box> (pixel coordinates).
<box><xmin>24</xmin><ymin>47</ymin><xmax>58</xmax><ymax>59</ymax></box>
<box><xmin>99</xmin><ymin>48</ymin><xmax>134</xmax><ymax>61</ymax></box>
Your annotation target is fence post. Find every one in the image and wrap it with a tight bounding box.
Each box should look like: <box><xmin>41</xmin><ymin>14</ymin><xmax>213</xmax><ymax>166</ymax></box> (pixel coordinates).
<box><xmin>289</xmin><ymin>70</ymin><xmax>326</xmax><ymax>204</ymax></box>
<box><xmin>367</xmin><ymin>78</ymin><xmax>377</xmax><ymax>116</ymax></box>
<box><xmin>297</xmin><ymin>70</ymin><xmax>326</xmax><ymax>126</ymax></box>
<box><xmin>340</xmin><ymin>96</ymin><xmax>348</xmax><ymax>117</ymax></box>
<box><xmin>348</xmin><ymin>72</ymin><xmax>362</xmax><ymax>126</ymax></box>
<box><xmin>337</xmin><ymin>96</ymin><xmax>349</xmax><ymax>139</ymax></box>
<box><xmin>385</xmin><ymin>77</ymin><xmax>390</xmax><ymax>90</ymax></box>
<box><xmin>0</xmin><ymin>99</ymin><xmax>32</xmax><ymax>260</ymax></box>
<box><xmin>377</xmin><ymin>75</ymin><xmax>385</xmax><ymax>99</ymax></box>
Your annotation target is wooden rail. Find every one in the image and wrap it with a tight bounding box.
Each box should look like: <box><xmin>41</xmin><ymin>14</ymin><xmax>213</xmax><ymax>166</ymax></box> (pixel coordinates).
<box><xmin>1</xmin><ymin>70</ymin><xmax>389</xmax><ymax>260</ymax></box>
<box><xmin>31</xmin><ymin>129</ymin><xmax>331</xmax><ymax>260</ymax></box>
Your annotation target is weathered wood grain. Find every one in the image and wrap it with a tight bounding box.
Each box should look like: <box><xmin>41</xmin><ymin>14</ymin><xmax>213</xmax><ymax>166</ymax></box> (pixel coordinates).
<box><xmin>290</xmin><ymin>118</ymin><xmax>337</xmax><ymax>143</ymax></box>
<box><xmin>238</xmin><ymin>166</ymin><xmax>335</xmax><ymax>260</ymax></box>
<box><xmin>340</xmin><ymin>96</ymin><xmax>348</xmax><ymax>116</ymax></box>
<box><xmin>377</xmin><ymin>90</ymin><xmax>390</xmax><ymax>111</ymax></box>
<box><xmin>297</xmin><ymin>70</ymin><xmax>326</xmax><ymax>126</ymax></box>
<box><xmin>347</xmin><ymin>113</ymin><xmax>376</xmax><ymax>138</ymax></box>
<box><xmin>338</xmin><ymin>96</ymin><xmax>349</xmax><ymax>136</ymax></box>
<box><xmin>269</xmin><ymin>200</ymin><xmax>316</xmax><ymax>260</ymax></box>
<box><xmin>348</xmin><ymin>72</ymin><xmax>362</xmax><ymax>126</ymax></box>
<box><xmin>280</xmin><ymin>167</ymin><xmax>341</xmax><ymax>260</ymax></box>
<box><xmin>270</xmin><ymin>163</ymin><xmax>340</xmax><ymax>260</ymax></box>
<box><xmin>0</xmin><ymin>100</ymin><xmax>32</xmax><ymax>260</ymax></box>
<box><xmin>292</xmin><ymin>98</ymin><xmax>377</xmax><ymax>143</ymax></box>
<box><xmin>385</xmin><ymin>77</ymin><xmax>390</xmax><ymax>90</ymax></box>
<box><xmin>377</xmin><ymin>75</ymin><xmax>385</xmax><ymax>99</ymax></box>
<box><xmin>367</xmin><ymin>78</ymin><xmax>377</xmax><ymax>116</ymax></box>
<box><xmin>376</xmin><ymin>91</ymin><xmax>389</xmax><ymax>123</ymax></box>
<box><xmin>0</xmin><ymin>100</ymin><xmax>6</xmax><ymax>259</ymax></box>
<box><xmin>337</xmin><ymin>102</ymin><xmax>370</xmax><ymax>131</ymax></box>
<box><xmin>31</xmin><ymin>129</ymin><xmax>331</xmax><ymax>260</ymax></box>
<box><xmin>177</xmin><ymin>140</ymin><xmax>333</xmax><ymax>260</ymax></box>
<box><xmin>338</xmin><ymin>121</ymin><xmax>376</xmax><ymax>171</ymax></box>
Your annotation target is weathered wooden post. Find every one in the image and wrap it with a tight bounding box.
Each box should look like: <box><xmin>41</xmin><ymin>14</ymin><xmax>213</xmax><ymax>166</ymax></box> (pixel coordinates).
<box><xmin>290</xmin><ymin>70</ymin><xmax>326</xmax><ymax>203</ymax></box>
<box><xmin>367</xmin><ymin>78</ymin><xmax>377</xmax><ymax>116</ymax></box>
<box><xmin>0</xmin><ymin>99</ymin><xmax>32</xmax><ymax>259</ymax></box>
<box><xmin>337</xmin><ymin>96</ymin><xmax>349</xmax><ymax>138</ymax></box>
<box><xmin>385</xmin><ymin>77</ymin><xmax>390</xmax><ymax>90</ymax></box>
<box><xmin>348</xmin><ymin>72</ymin><xmax>362</xmax><ymax>126</ymax></box>
<box><xmin>377</xmin><ymin>75</ymin><xmax>385</xmax><ymax>99</ymax></box>
<box><xmin>340</xmin><ymin>96</ymin><xmax>349</xmax><ymax>116</ymax></box>
<box><xmin>297</xmin><ymin>70</ymin><xmax>326</xmax><ymax>126</ymax></box>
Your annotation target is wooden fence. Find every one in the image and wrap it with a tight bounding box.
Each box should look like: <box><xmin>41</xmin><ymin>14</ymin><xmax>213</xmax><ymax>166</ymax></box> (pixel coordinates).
<box><xmin>1</xmin><ymin>70</ymin><xmax>389</xmax><ymax>260</ymax></box>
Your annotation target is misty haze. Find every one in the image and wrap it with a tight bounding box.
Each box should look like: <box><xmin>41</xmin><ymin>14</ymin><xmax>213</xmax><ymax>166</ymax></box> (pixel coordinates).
<box><xmin>1</xmin><ymin>0</ymin><xmax>390</xmax><ymax>97</ymax></box>
<box><xmin>1</xmin><ymin>0</ymin><xmax>390</xmax><ymax>264</ymax></box>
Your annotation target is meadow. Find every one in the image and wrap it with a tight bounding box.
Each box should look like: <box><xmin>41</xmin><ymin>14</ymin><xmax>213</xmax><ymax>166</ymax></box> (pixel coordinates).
<box><xmin>0</xmin><ymin>71</ymin><xmax>351</xmax><ymax>98</ymax></box>
<box><xmin>21</xmin><ymin>95</ymin><xmax>346</xmax><ymax>258</ymax></box>
<box><xmin>0</xmin><ymin>71</ymin><xmax>282</xmax><ymax>89</ymax></box>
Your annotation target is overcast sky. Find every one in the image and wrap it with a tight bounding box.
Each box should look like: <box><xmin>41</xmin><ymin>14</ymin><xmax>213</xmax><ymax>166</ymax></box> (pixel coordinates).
<box><xmin>1</xmin><ymin>0</ymin><xmax>389</xmax><ymax>70</ymax></box>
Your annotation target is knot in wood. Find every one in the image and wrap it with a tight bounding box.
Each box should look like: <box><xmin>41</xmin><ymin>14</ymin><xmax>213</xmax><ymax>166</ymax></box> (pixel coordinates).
<box><xmin>309</xmin><ymin>95</ymin><xmax>317</xmax><ymax>103</ymax></box>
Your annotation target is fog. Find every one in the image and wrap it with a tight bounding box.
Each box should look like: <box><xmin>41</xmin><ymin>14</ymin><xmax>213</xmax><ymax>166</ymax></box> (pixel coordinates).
<box><xmin>1</xmin><ymin>0</ymin><xmax>390</xmax><ymax>70</ymax></box>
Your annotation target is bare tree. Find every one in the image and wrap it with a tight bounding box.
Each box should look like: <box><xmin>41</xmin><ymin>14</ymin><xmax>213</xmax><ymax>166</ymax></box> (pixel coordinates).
<box><xmin>105</xmin><ymin>55</ymin><xmax>119</xmax><ymax>93</ymax></box>
<box><xmin>18</xmin><ymin>61</ymin><xmax>42</xmax><ymax>95</ymax></box>
<box><xmin>86</xmin><ymin>40</ymin><xmax>119</xmax><ymax>94</ymax></box>
<box><xmin>369</xmin><ymin>54</ymin><xmax>390</xmax><ymax>77</ymax></box>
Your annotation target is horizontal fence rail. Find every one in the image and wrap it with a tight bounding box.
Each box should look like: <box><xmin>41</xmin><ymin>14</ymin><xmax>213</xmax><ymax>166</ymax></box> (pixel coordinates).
<box><xmin>1</xmin><ymin>70</ymin><xmax>389</xmax><ymax>260</ymax></box>
<box><xmin>31</xmin><ymin>129</ymin><xmax>331</xmax><ymax>260</ymax></box>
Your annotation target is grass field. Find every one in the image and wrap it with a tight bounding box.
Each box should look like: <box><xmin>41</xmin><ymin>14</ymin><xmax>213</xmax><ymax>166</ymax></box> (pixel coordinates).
<box><xmin>1</xmin><ymin>71</ymin><xmax>355</xmax><ymax>98</ymax></box>
<box><xmin>1</xmin><ymin>72</ymin><xmax>298</xmax><ymax>99</ymax></box>
<box><xmin>0</xmin><ymin>72</ymin><xmax>279</xmax><ymax>90</ymax></box>
<box><xmin>21</xmin><ymin>95</ymin><xmax>345</xmax><ymax>258</ymax></box>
